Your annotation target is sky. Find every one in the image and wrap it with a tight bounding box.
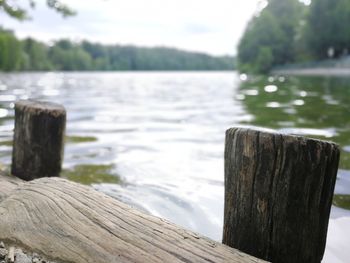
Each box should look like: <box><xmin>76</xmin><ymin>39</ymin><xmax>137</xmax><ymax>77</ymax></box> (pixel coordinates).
<box><xmin>1</xmin><ymin>0</ymin><xmax>266</xmax><ymax>56</ymax></box>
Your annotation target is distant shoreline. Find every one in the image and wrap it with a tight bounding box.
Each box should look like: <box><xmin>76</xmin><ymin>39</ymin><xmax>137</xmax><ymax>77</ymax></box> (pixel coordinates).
<box><xmin>272</xmin><ymin>68</ymin><xmax>350</xmax><ymax>76</ymax></box>
<box><xmin>0</xmin><ymin>70</ymin><xmax>235</xmax><ymax>74</ymax></box>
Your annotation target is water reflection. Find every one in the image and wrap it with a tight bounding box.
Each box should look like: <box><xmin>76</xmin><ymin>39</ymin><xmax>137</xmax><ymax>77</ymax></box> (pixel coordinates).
<box><xmin>237</xmin><ymin>75</ymin><xmax>350</xmax><ymax>170</ymax></box>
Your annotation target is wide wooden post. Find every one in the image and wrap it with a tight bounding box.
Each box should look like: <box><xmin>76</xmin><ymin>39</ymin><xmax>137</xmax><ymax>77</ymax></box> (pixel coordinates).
<box><xmin>11</xmin><ymin>100</ymin><xmax>66</xmax><ymax>181</ymax></box>
<box><xmin>223</xmin><ymin>127</ymin><xmax>340</xmax><ymax>263</ymax></box>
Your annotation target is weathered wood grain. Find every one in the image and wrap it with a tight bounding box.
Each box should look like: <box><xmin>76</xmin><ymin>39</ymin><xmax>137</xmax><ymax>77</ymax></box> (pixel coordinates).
<box><xmin>0</xmin><ymin>171</ymin><xmax>22</xmax><ymax>202</ymax></box>
<box><xmin>11</xmin><ymin>100</ymin><xmax>66</xmax><ymax>181</ymax></box>
<box><xmin>0</xmin><ymin>175</ymin><xmax>267</xmax><ymax>263</ymax></box>
<box><xmin>223</xmin><ymin>127</ymin><xmax>340</xmax><ymax>263</ymax></box>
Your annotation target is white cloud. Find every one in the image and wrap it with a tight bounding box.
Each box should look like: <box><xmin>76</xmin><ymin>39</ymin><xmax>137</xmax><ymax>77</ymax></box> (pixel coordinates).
<box><xmin>1</xmin><ymin>0</ymin><xmax>260</xmax><ymax>55</ymax></box>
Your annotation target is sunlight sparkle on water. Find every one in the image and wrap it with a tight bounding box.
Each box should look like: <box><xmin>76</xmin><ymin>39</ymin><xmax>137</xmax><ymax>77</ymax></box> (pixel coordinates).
<box><xmin>243</xmin><ymin>89</ymin><xmax>259</xmax><ymax>96</ymax></box>
<box><xmin>0</xmin><ymin>109</ymin><xmax>8</xmax><ymax>118</ymax></box>
<box><xmin>239</xmin><ymin>74</ymin><xmax>248</xmax><ymax>81</ymax></box>
<box><xmin>266</xmin><ymin>102</ymin><xmax>281</xmax><ymax>108</ymax></box>
<box><xmin>278</xmin><ymin>76</ymin><xmax>286</xmax><ymax>82</ymax></box>
<box><xmin>235</xmin><ymin>94</ymin><xmax>245</xmax><ymax>101</ymax></box>
<box><xmin>293</xmin><ymin>99</ymin><xmax>305</xmax><ymax>106</ymax></box>
<box><xmin>300</xmin><ymin>91</ymin><xmax>308</xmax><ymax>97</ymax></box>
<box><xmin>264</xmin><ymin>85</ymin><xmax>278</xmax><ymax>93</ymax></box>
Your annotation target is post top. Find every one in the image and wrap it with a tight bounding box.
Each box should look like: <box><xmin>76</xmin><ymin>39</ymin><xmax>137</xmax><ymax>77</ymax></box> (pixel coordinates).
<box><xmin>15</xmin><ymin>100</ymin><xmax>66</xmax><ymax>116</ymax></box>
<box><xmin>226</xmin><ymin>126</ymin><xmax>339</xmax><ymax>149</ymax></box>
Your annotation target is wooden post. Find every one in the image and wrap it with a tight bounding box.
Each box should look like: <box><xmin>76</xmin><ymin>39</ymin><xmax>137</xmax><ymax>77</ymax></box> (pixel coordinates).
<box><xmin>11</xmin><ymin>100</ymin><xmax>66</xmax><ymax>181</ymax></box>
<box><xmin>223</xmin><ymin>127</ymin><xmax>340</xmax><ymax>263</ymax></box>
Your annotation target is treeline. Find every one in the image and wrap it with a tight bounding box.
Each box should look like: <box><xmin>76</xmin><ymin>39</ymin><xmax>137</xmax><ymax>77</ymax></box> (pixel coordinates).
<box><xmin>0</xmin><ymin>28</ymin><xmax>235</xmax><ymax>71</ymax></box>
<box><xmin>238</xmin><ymin>0</ymin><xmax>350</xmax><ymax>74</ymax></box>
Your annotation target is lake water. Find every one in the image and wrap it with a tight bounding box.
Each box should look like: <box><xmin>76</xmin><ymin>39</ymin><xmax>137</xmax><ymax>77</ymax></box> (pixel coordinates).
<box><xmin>0</xmin><ymin>72</ymin><xmax>349</xmax><ymax>262</ymax></box>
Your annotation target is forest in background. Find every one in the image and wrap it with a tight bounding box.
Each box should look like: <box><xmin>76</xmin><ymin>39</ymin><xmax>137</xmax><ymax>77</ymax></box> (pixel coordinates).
<box><xmin>0</xmin><ymin>28</ymin><xmax>235</xmax><ymax>71</ymax></box>
<box><xmin>238</xmin><ymin>0</ymin><xmax>350</xmax><ymax>74</ymax></box>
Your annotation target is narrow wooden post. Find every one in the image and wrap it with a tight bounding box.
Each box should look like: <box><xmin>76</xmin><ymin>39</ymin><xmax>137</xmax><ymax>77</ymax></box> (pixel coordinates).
<box><xmin>223</xmin><ymin>127</ymin><xmax>340</xmax><ymax>263</ymax></box>
<box><xmin>11</xmin><ymin>100</ymin><xmax>66</xmax><ymax>181</ymax></box>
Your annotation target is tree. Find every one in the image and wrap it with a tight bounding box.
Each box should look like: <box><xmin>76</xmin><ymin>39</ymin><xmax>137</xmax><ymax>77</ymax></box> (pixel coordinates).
<box><xmin>238</xmin><ymin>12</ymin><xmax>283</xmax><ymax>73</ymax></box>
<box><xmin>48</xmin><ymin>42</ymin><xmax>93</xmax><ymax>71</ymax></box>
<box><xmin>237</xmin><ymin>0</ymin><xmax>306</xmax><ymax>73</ymax></box>
<box><xmin>0</xmin><ymin>0</ymin><xmax>75</xmax><ymax>20</ymax></box>
<box><xmin>0</xmin><ymin>30</ymin><xmax>235</xmax><ymax>72</ymax></box>
<box><xmin>304</xmin><ymin>0</ymin><xmax>350</xmax><ymax>59</ymax></box>
<box><xmin>22</xmin><ymin>38</ymin><xmax>52</xmax><ymax>70</ymax></box>
<box><xmin>0</xmin><ymin>29</ymin><xmax>22</xmax><ymax>71</ymax></box>
<box><xmin>255</xmin><ymin>46</ymin><xmax>273</xmax><ymax>73</ymax></box>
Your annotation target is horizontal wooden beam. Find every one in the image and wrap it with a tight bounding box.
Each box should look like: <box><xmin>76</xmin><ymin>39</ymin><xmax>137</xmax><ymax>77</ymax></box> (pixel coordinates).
<box><xmin>0</xmin><ymin>173</ymin><xmax>267</xmax><ymax>263</ymax></box>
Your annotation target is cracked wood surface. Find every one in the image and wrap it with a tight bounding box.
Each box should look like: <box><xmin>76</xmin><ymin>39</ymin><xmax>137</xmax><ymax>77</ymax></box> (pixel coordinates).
<box><xmin>0</xmin><ymin>174</ymin><xmax>267</xmax><ymax>263</ymax></box>
<box><xmin>12</xmin><ymin>100</ymin><xmax>66</xmax><ymax>181</ymax></box>
<box><xmin>223</xmin><ymin>128</ymin><xmax>339</xmax><ymax>263</ymax></box>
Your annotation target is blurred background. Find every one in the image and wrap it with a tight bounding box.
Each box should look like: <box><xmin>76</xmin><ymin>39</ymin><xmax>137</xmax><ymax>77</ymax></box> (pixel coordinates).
<box><xmin>1</xmin><ymin>0</ymin><xmax>350</xmax><ymax>262</ymax></box>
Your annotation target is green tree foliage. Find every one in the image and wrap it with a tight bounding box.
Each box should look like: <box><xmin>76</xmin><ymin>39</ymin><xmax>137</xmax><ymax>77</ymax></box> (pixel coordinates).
<box><xmin>22</xmin><ymin>38</ymin><xmax>52</xmax><ymax>70</ymax></box>
<box><xmin>305</xmin><ymin>0</ymin><xmax>350</xmax><ymax>59</ymax></box>
<box><xmin>0</xmin><ymin>31</ymin><xmax>235</xmax><ymax>71</ymax></box>
<box><xmin>255</xmin><ymin>46</ymin><xmax>273</xmax><ymax>73</ymax></box>
<box><xmin>0</xmin><ymin>28</ymin><xmax>22</xmax><ymax>71</ymax></box>
<box><xmin>49</xmin><ymin>39</ymin><xmax>93</xmax><ymax>71</ymax></box>
<box><xmin>0</xmin><ymin>0</ymin><xmax>75</xmax><ymax>20</ymax></box>
<box><xmin>49</xmin><ymin>44</ymin><xmax>93</xmax><ymax>71</ymax></box>
<box><xmin>238</xmin><ymin>0</ymin><xmax>350</xmax><ymax>74</ymax></box>
<box><xmin>238</xmin><ymin>0</ymin><xmax>305</xmax><ymax>74</ymax></box>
